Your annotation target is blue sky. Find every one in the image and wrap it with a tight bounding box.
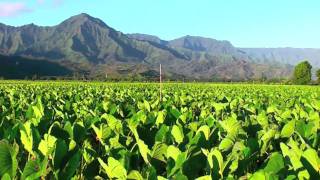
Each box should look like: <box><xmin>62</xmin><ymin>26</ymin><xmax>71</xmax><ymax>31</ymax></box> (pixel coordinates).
<box><xmin>0</xmin><ymin>0</ymin><xmax>319</xmax><ymax>48</ymax></box>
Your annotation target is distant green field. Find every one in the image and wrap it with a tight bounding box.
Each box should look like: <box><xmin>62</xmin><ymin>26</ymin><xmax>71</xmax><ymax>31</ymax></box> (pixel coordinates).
<box><xmin>0</xmin><ymin>82</ymin><xmax>319</xmax><ymax>179</ymax></box>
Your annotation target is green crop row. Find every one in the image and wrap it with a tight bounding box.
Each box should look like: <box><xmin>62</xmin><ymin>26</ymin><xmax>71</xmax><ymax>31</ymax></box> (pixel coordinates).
<box><xmin>0</xmin><ymin>82</ymin><xmax>319</xmax><ymax>179</ymax></box>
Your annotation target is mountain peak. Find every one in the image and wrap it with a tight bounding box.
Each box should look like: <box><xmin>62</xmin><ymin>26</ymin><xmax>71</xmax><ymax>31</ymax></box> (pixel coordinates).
<box><xmin>73</xmin><ymin>13</ymin><xmax>93</xmax><ymax>19</ymax></box>
<box><xmin>169</xmin><ymin>35</ymin><xmax>236</xmax><ymax>53</ymax></box>
<box><xmin>60</xmin><ymin>13</ymin><xmax>108</xmax><ymax>28</ymax></box>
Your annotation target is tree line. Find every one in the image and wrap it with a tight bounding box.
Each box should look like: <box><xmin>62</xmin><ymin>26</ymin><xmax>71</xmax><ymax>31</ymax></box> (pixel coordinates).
<box><xmin>293</xmin><ymin>61</ymin><xmax>320</xmax><ymax>85</ymax></box>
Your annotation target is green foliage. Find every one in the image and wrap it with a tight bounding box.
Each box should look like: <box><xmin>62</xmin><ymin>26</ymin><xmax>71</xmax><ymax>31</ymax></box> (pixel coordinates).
<box><xmin>316</xmin><ymin>69</ymin><xmax>320</xmax><ymax>84</ymax></box>
<box><xmin>0</xmin><ymin>82</ymin><xmax>320</xmax><ymax>179</ymax></box>
<box><xmin>293</xmin><ymin>61</ymin><xmax>312</xmax><ymax>84</ymax></box>
<box><xmin>0</xmin><ymin>141</ymin><xmax>18</xmax><ymax>178</ymax></box>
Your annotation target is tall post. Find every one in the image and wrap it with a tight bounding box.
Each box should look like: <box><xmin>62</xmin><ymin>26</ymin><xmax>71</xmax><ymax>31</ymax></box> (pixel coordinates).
<box><xmin>160</xmin><ymin>64</ymin><xmax>162</xmax><ymax>102</ymax></box>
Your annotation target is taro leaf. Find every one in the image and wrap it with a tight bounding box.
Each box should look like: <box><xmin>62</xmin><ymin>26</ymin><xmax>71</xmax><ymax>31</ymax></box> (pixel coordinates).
<box><xmin>127</xmin><ymin>170</ymin><xmax>143</xmax><ymax>180</ymax></box>
<box><xmin>137</xmin><ymin>139</ymin><xmax>150</xmax><ymax>164</ymax></box>
<box><xmin>155</xmin><ymin>125</ymin><xmax>169</xmax><ymax>142</ymax></box>
<box><xmin>151</xmin><ymin>142</ymin><xmax>168</xmax><ymax>162</ymax></box>
<box><xmin>21</xmin><ymin>157</ymin><xmax>48</xmax><ymax>180</ymax></box>
<box><xmin>91</xmin><ymin>124</ymin><xmax>111</xmax><ymax>144</ymax></box>
<box><xmin>53</xmin><ymin>140</ymin><xmax>68</xmax><ymax>170</ymax></box>
<box><xmin>219</xmin><ymin>116</ymin><xmax>240</xmax><ymax>137</ymax></box>
<box><xmin>115</xmin><ymin>149</ymin><xmax>130</xmax><ymax>170</ymax></box>
<box><xmin>280</xmin><ymin>143</ymin><xmax>310</xmax><ymax>179</ymax></box>
<box><xmin>196</xmin><ymin>125</ymin><xmax>210</xmax><ymax>141</ymax></box>
<box><xmin>83</xmin><ymin>140</ymin><xmax>96</xmax><ymax>164</ymax></box>
<box><xmin>195</xmin><ymin>175</ymin><xmax>212</xmax><ymax>180</ymax></box>
<box><xmin>280</xmin><ymin>121</ymin><xmax>295</xmax><ymax>138</ymax></box>
<box><xmin>219</xmin><ymin>138</ymin><xmax>234</xmax><ymax>152</ymax></box>
<box><xmin>129</xmin><ymin>111</ymin><xmax>146</xmax><ymax>128</ymax></box>
<box><xmin>267</xmin><ymin>105</ymin><xmax>277</xmax><ymax>114</ymax></box>
<box><xmin>26</xmin><ymin>96</ymin><xmax>44</xmax><ymax>126</ymax></box>
<box><xmin>91</xmin><ymin>125</ymin><xmax>102</xmax><ymax>141</ymax></box>
<box><xmin>257</xmin><ymin>112</ymin><xmax>268</xmax><ymax>127</ymax></box>
<box><xmin>144</xmin><ymin>100</ymin><xmax>151</xmax><ymax>112</ymax></box>
<box><xmin>0</xmin><ymin>141</ymin><xmax>18</xmax><ymax>178</ymax></box>
<box><xmin>101</xmin><ymin>114</ymin><xmax>122</xmax><ymax>133</ymax></box>
<box><xmin>296</xmin><ymin>121</ymin><xmax>313</xmax><ymax>138</ymax></box>
<box><xmin>260</xmin><ymin>129</ymin><xmax>276</xmax><ymax>153</ymax></box>
<box><xmin>68</xmin><ymin>140</ymin><xmax>77</xmax><ymax>151</ymax></box>
<box><xmin>98</xmin><ymin>157</ymin><xmax>127</xmax><ymax>180</ymax></box>
<box><xmin>302</xmin><ymin>148</ymin><xmax>320</xmax><ymax>174</ymax></box>
<box><xmin>20</xmin><ymin>122</ymin><xmax>34</xmax><ymax>155</ymax></box>
<box><xmin>170</xmin><ymin>108</ymin><xmax>181</xmax><ymax>120</ymax></box>
<box><xmin>38</xmin><ymin>134</ymin><xmax>57</xmax><ymax>156</ymax></box>
<box><xmin>168</xmin><ymin>152</ymin><xmax>187</xmax><ymax>177</ymax></box>
<box><xmin>167</xmin><ymin>145</ymin><xmax>181</xmax><ymax>161</ymax></box>
<box><xmin>156</xmin><ymin>111</ymin><xmax>165</xmax><ymax>127</ymax></box>
<box><xmin>203</xmin><ymin>148</ymin><xmax>224</xmax><ymax>176</ymax></box>
<box><xmin>281</xmin><ymin>110</ymin><xmax>292</xmax><ymax>120</ymax></box>
<box><xmin>311</xmin><ymin>100</ymin><xmax>320</xmax><ymax>111</ymax></box>
<box><xmin>1</xmin><ymin>174</ymin><xmax>11</xmax><ymax>180</ymax></box>
<box><xmin>59</xmin><ymin>150</ymin><xmax>81</xmax><ymax>180</ymax></box>
<box><xmin>211</xmin><ymin>149</ymin><xmax>223</xmax><ymax>176</ymax></box>
<box><xmin>157</xmin><ymin>176</ymin><xmax>167</xmax><ymax>180</ymax></box>
<box><xmin>250</xmin><ymin>170</ymin><xmax>266</xmax><ymax>180</ymax></box>
<box><xmin>174</xmin><ymin>172</ymin><xmax>188</xmax><ymax>180</ymax></box>
<box><xmin>213</xmin><ymin>103</ymin><xmax>225</xmax><ymax>115</ymax></box>
<box><xmin>146</xmin><ymin>166</ymin><xmax>157</xmax><ymax>180</ymax></box>
<box><xmin>171</xmin><ymin>125</ymin><xmax>184</xmax><ymax>144</ymax></box>
<box><xmin>264</xmin><ymin>152</ymin><xmax>284</xmax><ymax>174</ymax></box>
<box><xmin>73</xmin><ymin>122</ymin><xmax>86</xmax><ymax>143</ymax></box>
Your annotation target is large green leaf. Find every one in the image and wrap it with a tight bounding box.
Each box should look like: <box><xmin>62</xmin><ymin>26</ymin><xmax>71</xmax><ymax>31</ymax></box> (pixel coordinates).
<box><xmin>1</xmin><ymin>174</ymin><xmax>11</xmax><ymax>180</ymax></box>
<box><xmin>98</xmin><ymin>157</ymin><xmax>127</xmax><ymax>180</ymax></box>
<box><xmin>0</xmin><ymin>141</ymin><xmax>18</xmax><ymax>178</ymax></box>
<box><xmin>219</xmin><ymin>138</ymin><xmax>233</xmax><ymax>152</ymax></box>
<box><xmin>264</xmin><ymin>152</ymin><xmax>284</xmax><ymax>174</ymax></box>
<box><xmin>137</xmin><ymin>139</ymin><xmax>150</xmax><ymax>164</ymax></box>
<box><xmin>156</xmin><ymin>111</ymin><xmax>165</xmax><ymax>127</ymax></box>
<box><xmin>26</xmin><ymin>96</ymin><xmax>44</xmax><ymax>126</ymax></box>
<box><xmin>151</xmin><ymin>142</ymin><xmax>167</xmax><ymax>162</ymax></box>
<box><xmin>250</xmin><ymin>170</ymin><xmax>266</xmax><ymax>180</ymax></box>
<box><xmin>59</xmin><ymin>150</ymin><xmax>81</xmax><ymax>180</ymax></box>
<box><xmin>167</xmin><ymin>145</ymin><xmax>181</xmax><ymax>161</ymax></box>
<box><xmin>280</xmin><ymin>121</ymin><xmax>295</xmax><ymax>138</ymax></box>
<box><xmin>171</xmin><ymin>125</ymin><xmax>184</xmax><ymax>144</ymax></box>
<box><xmin>38</xmin><ymin>134</ymin><xmax>57</xmax><ymax>156</ymax></box>
<box><xmin>302</xmin><ymin>148</ymin><xmax>320</xmax><ymax>173</ymax></box>
<box><xmin>196</xmin><ymin>175</ymin><xmax>212</xmax><ymax>180</ymax></box>
<box><xmin>127</xmin><ymin>170</ymin><xmax>143</xmax><ymax>180</ymax></box>
<box><xmin>20</xmin><ymin>122</ymin><xmax>34</xmax><ymax>156</ymax></box>
<box><xmin>196</xmin><ymin>125</ymin><xmax>210</xmax><ymax>140</ymax></box>
<box><xmin>21</xmin><ymin>157</ymin><xmax>48</xmax><ymax>180</ymax></box>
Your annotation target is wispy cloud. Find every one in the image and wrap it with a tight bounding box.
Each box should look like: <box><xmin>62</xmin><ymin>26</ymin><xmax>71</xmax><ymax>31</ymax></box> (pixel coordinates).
<box><xmin>36</xmin><ymin>0</ymin><xmax>65</xmax><ymax>8</ymax></box>
<box><xmin>0</xmin><ymin>0</ymin><xmax>65</xmax><ymax>18</ymax></box>
<box><xmin>52</xmin><ymin>0</ymin><xmax>64</xmax><ymax>7</ymax></box>
<box><xmin>37</xmin><ymin>0</ymin><xmax>46</xmax><ymax>5</ymax></box>
<box><xmin>0</xmin><ymin>2</ymin><xmax>32</xmax><ymax>17</ymax></box>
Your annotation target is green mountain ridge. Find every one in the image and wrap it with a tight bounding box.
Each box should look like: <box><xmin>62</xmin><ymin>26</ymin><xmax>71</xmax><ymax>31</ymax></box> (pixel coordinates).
<box><xmin>0</xmin><ymin>13</ymin><xmax>306</xmax><ymax>80</ymax></box>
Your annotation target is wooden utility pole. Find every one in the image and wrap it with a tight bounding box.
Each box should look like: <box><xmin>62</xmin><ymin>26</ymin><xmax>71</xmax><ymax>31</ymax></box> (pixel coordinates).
<box><xmin>160</xmin><ymin>64</ymin><xmax>162</xmax><ymax>101</ymax></box>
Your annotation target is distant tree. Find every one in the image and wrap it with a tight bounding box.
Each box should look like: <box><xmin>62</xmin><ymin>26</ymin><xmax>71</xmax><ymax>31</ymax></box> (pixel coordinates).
<box><xmin>32</xmin><ymin>74</ymin><xmax>38</xmax><ymax>81</ymax></box>
<box><xmin>316</xmin><ymin>69</ymin><xmax>320</xmax><ymax>84</ymax></box>
<box><xmin>293</xmin><ymin>61</ymin><xmax>312</xmax><ymax>85</ymax></box>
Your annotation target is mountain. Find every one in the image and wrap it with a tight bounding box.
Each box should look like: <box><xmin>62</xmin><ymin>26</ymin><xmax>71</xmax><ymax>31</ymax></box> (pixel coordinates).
<box><xmin>0</xmin><ymin>13</ymin><xmax>296</xmax><ymax>80</ymax></box>
<box><xmin>128</xmin><ymin>33</ymin><xmax>167</xmax><ymax>45</ymax></box>
<box><xmin>129</xmin><ymin>33</ymin><xmax>320</xmax><ymax>67</ymax></box>
<box><xmin>0</xmin><ymin>14</ymin><xmax>186</xmax><ymax>64</ymax></box>
<box><xmin>240</xmin><ymin>48</ymin><xmax>320</xmax><ymax>68</ymax></box>
<box><xmin>0</xmin><ymin>55</ymin><xmax>72</xmax><ymax>79</ymax></box>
